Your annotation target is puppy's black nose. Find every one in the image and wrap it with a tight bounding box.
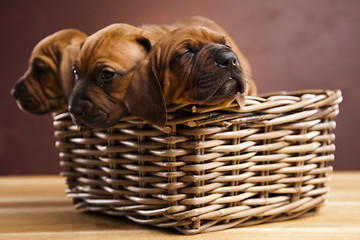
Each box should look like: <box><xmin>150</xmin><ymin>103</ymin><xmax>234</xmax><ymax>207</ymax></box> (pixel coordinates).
<box><xmin>69</xmin><ymin>99</ymin><xmax>89</xmax><ymax>117</ymax></box>
<box><xmin>10</xmin><ymin>88</ymin><xmax>18</xmax><ymax>99</ymax></box>
<box><xmin>11</xmin><ymin>81</ymin><xmax>26</xmax><ymax>99</ymax></box>
<box><xmin>214</xmin><ymin>51</ymin><xmax>239</xmax><ymax>69</ymax></box>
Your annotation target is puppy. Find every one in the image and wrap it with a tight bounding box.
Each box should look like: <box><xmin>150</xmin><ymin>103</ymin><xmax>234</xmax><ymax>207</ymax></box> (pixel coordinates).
<box><xmin>69</xmin><ymin>16</ymin><xmax>256</xmax><ymax>128</ymax></box>
<box><xmin>11</xmin><ymin>29</ymin><xmax>87</xmax><ymax>115</ymax></box>
<box><xmin>68</xmin><ymin>23</ymin><xmax>173</xmax><ymax>128</ymax></box>
<box><xmin>123</xmin><ymin>26</ymin><xmax>256</xmax><ymax>126</ymax></box>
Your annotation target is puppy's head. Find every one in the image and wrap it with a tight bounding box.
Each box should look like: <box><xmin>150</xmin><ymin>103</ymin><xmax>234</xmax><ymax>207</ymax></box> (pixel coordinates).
<box><xmin>68</xmin><ymin>24</ymin><xmax>153</xmax><ymax>128</ymax></box>
<box><xmin>124</xmin><ymin>26</ymin><xmax>250</xmax><ymax>126</ymax></box>
<box><xmin>11</xmin><ymin>29</ymin><xmax>87</xmax><ymax>115</ymax></box>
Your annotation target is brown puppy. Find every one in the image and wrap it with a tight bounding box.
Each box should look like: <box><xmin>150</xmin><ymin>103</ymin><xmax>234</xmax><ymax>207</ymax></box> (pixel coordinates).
<box><xmin>69</xmin><ymin>16</ymin><xmax>256</xmax><ymax>128</ymax></box>
<box><xmin>68</xmin><ymin>23</ymin><xmax>173</xmax><ymax>128</ymax></box>
<box><xmin>123</xmin><ymin>26</ymin><xmax>256</xmax><ymax>126</ymax></box>
<box><xmin>11</xmin><ymin>29</ymin><xmax>87</xmax><ymax>115</ymax></box>
<box><xmin>173</xmin><ymin>16</ymin><xmax>256</xmax><ymax>95</ymax></box>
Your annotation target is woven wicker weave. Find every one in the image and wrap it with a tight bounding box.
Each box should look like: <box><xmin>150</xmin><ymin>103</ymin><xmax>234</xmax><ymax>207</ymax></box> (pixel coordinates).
<box><xmin>54</xmin><ymin>89</ymin><xmax>342</xmax><ymax>235</ymax></box>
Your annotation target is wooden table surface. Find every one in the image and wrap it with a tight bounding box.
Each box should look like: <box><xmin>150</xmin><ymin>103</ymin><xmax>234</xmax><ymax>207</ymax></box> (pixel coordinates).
<box><xmin>0</xmin><ymin>172</ymin><xmax>359</xmax><ymax>240</ymax></box>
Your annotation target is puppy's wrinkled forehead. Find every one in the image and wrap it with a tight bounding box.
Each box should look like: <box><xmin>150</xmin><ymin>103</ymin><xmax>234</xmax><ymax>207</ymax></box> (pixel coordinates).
<box><xmin>171</xmin><ymin>26</ymin><xmax>226</xmax><ymax>51</ymax></box>
<box><xmin>78</xmin><ymin>24</ymin><xmax>148</xmax><ymax>73</ymax></box>
<box><xmin>30</xmin><ymin>29</ymin><xmax>86</xmax><ymax>68</ymax></box>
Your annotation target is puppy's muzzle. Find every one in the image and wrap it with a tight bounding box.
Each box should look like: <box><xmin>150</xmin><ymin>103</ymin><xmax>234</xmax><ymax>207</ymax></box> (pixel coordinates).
<box><xmin>213</xmin><ymin>49</ymin><xmax>246</xmax><ymax>94</ymax></box>
<box><xmin>11</xmin><ymin>81</ymin><xmax>39</xmax><ymax>111</ymax></box>
<box><xmin>68</xmin><ymin>98</ymin><xmax>91</xmax><ymax>127</ymax></box>
<box><xmin>68</xmin><ymin>98</ymin><xmax>90</xmax><ymax>118</ymax></box>
<box><xmin>11</xmin><ymin>81</ymin><xmax>27</xmax><ymax>99</ymax></box>
<box><xmin>69</xmin><ymin>99</ymin><xmax>109</xmax><ymax>127</ymax></box>
<box><xmin>214</xmin><ymin>50</ymin><xmax>239</xmax><ymax>70</ymax></box>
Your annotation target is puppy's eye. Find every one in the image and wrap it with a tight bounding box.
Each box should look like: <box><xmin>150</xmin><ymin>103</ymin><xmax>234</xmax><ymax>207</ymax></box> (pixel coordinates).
<box><xmin>33</xmin><ymin>64</ymin><xmax>50</xmax><ymax>75</ymax></box>
<box><xmin>101</xmin><ymin>69</ymin><xmax>116</xmax><ymax>80</ymax></box>
<box><xmin>184</xmin><ymin>51</ymin><xmax>195</xmax><ymax>56</ymax></box>
<box><xmin>97</xmin><ymin>67</ymin><xmax>117</xmax><ymax>87</ymax></box>
<box><xmin>178</xmin><ymin>49</ymin><xmax>196</xmax><ymax>59</ymax></box>
<box><xmin>72</xmin><ymin>66</ymin><xmax>79</xmax><ymax>81</ymax></box>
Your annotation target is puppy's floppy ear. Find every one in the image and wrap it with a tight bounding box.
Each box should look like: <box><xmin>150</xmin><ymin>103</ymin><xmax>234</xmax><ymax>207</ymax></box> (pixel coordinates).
<box><xmin>123</xmin><ymin>59</ymin><xmax>167</xmax><ymax>126</ymax></box>
<box><xmin>136</xmin><ymin>37</ymin><xmax>152</xmax><ymax>53</ymax></box>
<box><xmin>59</xmin><ymin>44</ymin><xmax>81</xmax><ymax>100</ymax></box>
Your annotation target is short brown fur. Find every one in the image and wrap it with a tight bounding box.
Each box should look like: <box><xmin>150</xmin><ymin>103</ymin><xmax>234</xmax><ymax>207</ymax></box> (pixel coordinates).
<box><xmin>12</xmin><ymin>29</ymin><xmax>87</xmax><ymax>115</ymax></box>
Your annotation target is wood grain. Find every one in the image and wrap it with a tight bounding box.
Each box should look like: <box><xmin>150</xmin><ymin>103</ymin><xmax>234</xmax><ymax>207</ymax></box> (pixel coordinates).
<box><xmin>0</xmin><ymin>172</ymin><xmax>359</xmax><ymax>240</ymax></box>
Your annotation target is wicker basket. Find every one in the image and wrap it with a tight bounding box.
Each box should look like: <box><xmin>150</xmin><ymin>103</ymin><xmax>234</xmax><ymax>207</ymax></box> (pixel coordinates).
<box><xmin>54</xmin><ymin>89</ymin><xmax>342</xmax><ymax>235</ymax></box>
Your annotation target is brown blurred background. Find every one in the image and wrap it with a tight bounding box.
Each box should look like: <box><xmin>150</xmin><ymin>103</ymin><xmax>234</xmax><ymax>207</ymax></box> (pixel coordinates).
<box><xmin>1</xmin><ymin>0</ymin><xmax>359</xmax><ymax>175</ymax></box>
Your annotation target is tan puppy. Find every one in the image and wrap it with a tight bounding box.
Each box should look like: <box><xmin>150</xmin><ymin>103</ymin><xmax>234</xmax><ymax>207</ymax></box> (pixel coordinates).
<box><xmin>68</xmin><ymin>23</ymin><xmax>173</xmax><ymax>128</ymax></box>
<box><xmin>124</xmin><ymin>26</ymin><xmax>256</xmax><ymax>126</ymax></box>
<box><xmin>11</xmin><ymin>29</ymin><xmax>87</xmax><ymax>115</ymax></box>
